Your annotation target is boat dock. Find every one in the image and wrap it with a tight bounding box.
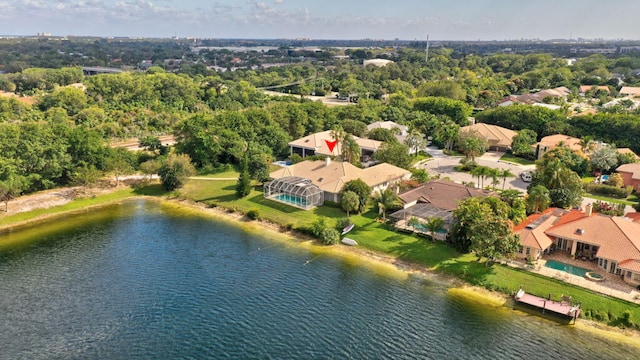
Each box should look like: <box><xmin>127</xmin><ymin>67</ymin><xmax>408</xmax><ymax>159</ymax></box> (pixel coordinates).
<box><xmin>514</xmin><ymin>289</ymin><xmax>581</xmax><ymax>323</ymax></box>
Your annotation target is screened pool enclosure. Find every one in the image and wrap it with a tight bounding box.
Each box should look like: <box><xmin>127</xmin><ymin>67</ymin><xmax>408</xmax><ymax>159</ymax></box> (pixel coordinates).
<box><xmin>264</xmin><ymin>177</ymin><xmax>324</xmax><ymax>210</ymax></box>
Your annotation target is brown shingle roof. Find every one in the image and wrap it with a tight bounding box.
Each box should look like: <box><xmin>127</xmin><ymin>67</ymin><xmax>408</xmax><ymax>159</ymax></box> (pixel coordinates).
<box><xmin>460</xmin><ymin>123</ymin><xmax>518</xmax><ymax>148</ymax></box>
<box><xmin>536</xmin><ymin>134</ymin><xmax>583</xmax><ymax>153</ymax></box>
<box><xmin>269</xmin><ymin>160</ymin><xmax>410</xmax><ymax>194</ymax></box>
<box><xmin>288</xmin><ymin>130</ymin><xmax>383</xmax><ymax>157</ymax></box>
<box><xmin>398</xmin><ymin>179</ymin><xmax>493</xmax><ymax>211</ymax></box>
<box><xmin>620</xmin><ymin>86</ymin><xmax>640</xmax><ymax>97</ymax></box>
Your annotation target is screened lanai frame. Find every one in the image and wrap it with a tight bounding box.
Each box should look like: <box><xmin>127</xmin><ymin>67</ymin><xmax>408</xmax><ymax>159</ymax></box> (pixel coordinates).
<box><xmin>264</xmin><ymin>176</ymin><xmax>324</xmax><ymax>210</ymax></box>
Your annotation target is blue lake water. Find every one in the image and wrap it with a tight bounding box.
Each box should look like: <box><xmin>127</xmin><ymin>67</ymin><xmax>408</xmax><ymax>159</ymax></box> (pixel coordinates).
<box><xmin>1</xmin><ymin>200</ymin><xmax>638</xmax><ymax>359</ymax></box>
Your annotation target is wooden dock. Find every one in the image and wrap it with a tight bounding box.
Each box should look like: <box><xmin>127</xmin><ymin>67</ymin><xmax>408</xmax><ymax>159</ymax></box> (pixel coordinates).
<box><xmin>514</xmin><ymin>289</ymin><xmax>581</xmax><ymax>323</ymax></box>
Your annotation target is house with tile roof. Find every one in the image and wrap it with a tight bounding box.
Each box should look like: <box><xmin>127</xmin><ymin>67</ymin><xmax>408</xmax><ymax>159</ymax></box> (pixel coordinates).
<box><xmin>514</xmin><ymin>204</ymin><xmax>640</xmax><ymax>286</ymax></box>
<box><xmin>268</xmin><ymin>158</ymin><xmax>410</xmax><ymax>203</ymax></box>
<box><xmin>366</xmin><ymin>121</ymin><xmax>409</xmax><ymax>144</ymax></box>
<box><xmin>579</xmin><ymin>85</ymin><xmax>610</xmax><ymax>96</ymax></box>
<box><xmin>389</xmin><ymin>179</ymin><xmax>495</xmax><ymax>239</ymax></box>
<box><xmin>616</xmin><ymin>163</ymin><xmax>640</xmax><ymax>191</ymax></box>
<box><xmin>288</xmin><ymin>130</ymin><xmax>383</xmax><ymax>162</ymax></box>
<box><xmin>534</xmin><ymin>134</ymin><xmax>583</xmax><ymax>159</ymax></box>
<box><xmin>460</xmin><ymin>123</ymin><xmax>518</xmax><ymax>151</ymax></box>
<box><xmin>619</xmin><ymin>86</ymin><xmax>640</xmax><ymax>98</ymax></box>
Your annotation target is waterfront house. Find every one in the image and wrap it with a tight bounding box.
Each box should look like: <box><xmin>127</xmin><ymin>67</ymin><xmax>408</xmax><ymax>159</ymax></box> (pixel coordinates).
<box><xmin>268</xmin><ymin>158</ymin><xmax>410</xmax><ymax>204</ymax></box>
<box><xmin>514</xmin><ymin>204</ymin><xmax>640</xmax><ymax>287</ymax></box>
<box><xmin>389</xmin><ymin>179</ymin><xmax>494</xmax><ymax>239</ymax></box>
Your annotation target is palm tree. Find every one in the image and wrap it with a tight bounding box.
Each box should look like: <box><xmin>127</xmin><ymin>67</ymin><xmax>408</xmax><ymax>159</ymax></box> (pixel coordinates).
<box><xmin>477</xmin><ymin>166</ymin><xmax>491</xmax><ymax>189</ymax></box>
<box><xmin>342</xmin><ymin>134</ymin><xmax>361</xmax><ymax>164</ymax></box>
<box><xmin>373</xmin><ymin>188</ymin><xmax>402</xmax><ymax>223</ymax></box>
<box><xmin>526</xmin><ymin>185</ymin><xmax>551</xmax><ymax>214</ymax></box>
<box><xmin>498</xmin><ymin>168</ymin><xmax>515</xmax><ymax>191</ymax></box>
<box><xmin>488</xmin><ymin>168</ymin><xmax>500</xmax><ymax>190</ymax></box>
<box><xmin>424</xmin><ymin>216</ymin><xmax>445</xmax><ymax>242</ymax></box>
<box><xmin>407</xmin><ymin>216</ymin><xmax>422</xmax><ymax>231</ymax></box>
<box><xmin>470</xmin><ymin>166</ymin><xmax>484</xmax><ymax>188</ymax></box>
<box><xmin>330</xmin><ymin>125</ymin><xmax>346</xmax><ymax>158</ymax></box>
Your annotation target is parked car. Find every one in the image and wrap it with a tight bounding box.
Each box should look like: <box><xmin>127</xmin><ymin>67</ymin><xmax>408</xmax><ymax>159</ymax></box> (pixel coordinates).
<box><xmin>520</xmin><ymin>172</ymin><xmax>532</xmax><ymax>182</ymax></box>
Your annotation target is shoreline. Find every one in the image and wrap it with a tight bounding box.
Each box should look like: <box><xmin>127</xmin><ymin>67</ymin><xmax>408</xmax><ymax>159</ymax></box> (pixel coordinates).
<box><xmin>2</xmin><ymin>190</ymin><xmax>640</xmax><ymax>347</ymax></box>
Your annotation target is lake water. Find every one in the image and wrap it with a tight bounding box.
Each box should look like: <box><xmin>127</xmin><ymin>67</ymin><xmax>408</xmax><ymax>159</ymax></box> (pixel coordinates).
<box><xmin>1</xmin><ymin>200</ymin><xmax>638</xmax><ymax>359</ymax></box>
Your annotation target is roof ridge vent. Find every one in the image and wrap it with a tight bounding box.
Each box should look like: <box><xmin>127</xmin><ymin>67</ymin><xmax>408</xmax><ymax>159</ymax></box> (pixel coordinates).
<box><xmin>576</xmin><ymin>228</ymin><xmax>585</xmax><ymax>235</ymax></box>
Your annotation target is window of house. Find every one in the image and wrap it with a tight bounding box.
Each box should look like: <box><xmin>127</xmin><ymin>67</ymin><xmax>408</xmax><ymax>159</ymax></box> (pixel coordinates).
<box><xmin>627</xmin><ymin>271</ymin><xmax>632</xmax><ymax>278</ymax></box>
<box><xmin>518</xmin><ymin>246</ymin><xmax>523</xmax><ymax>254</ymax></box>
<box><xmin>526</xmin><ymin>247</ymin><xmax>530</xmax><ymax>255</ymax></box>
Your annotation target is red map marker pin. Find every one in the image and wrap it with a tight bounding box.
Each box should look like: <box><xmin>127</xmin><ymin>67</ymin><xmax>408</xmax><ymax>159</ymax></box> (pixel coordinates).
<box><xmin>325</xmin><ymin>139</ymin><xmax>338</xmax><ymax>153</ymax></box>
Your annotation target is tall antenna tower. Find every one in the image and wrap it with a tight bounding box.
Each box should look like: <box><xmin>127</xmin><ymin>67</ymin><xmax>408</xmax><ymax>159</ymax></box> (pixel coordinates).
<box><xmin>425</xmin><ymin>35</ymin><xmax>430</xmax><ymax>63</ymax></box>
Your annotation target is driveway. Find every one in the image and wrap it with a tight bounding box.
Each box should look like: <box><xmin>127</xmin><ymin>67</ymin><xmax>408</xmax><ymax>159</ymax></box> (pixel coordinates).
<box><xmin>422</xmin><ymin>147</ymin><xmax>532</xmax><ymax>192</ymax></box>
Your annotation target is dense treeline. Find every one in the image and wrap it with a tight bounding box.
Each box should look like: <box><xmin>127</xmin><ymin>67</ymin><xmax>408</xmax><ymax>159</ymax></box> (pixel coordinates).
<box><xmin>2</xmin><ymin>43</ymin><xmax>640</xmax><ymax>200</ymax></box>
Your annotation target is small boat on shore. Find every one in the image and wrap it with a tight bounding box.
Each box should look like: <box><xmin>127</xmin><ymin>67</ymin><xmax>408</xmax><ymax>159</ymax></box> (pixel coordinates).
<box><xmin>341</xmin><ymin>223</ymin><xmax>354</xmax><ymax>235</ymax></box>
<box><xmin>341</xmin><ymin>237</ymin><xmax>358</xmax><ymax>246</ymax></box>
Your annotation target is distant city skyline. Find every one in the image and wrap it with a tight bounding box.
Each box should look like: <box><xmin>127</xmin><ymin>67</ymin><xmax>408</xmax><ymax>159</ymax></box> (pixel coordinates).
<box><xmin>1</xmin><ymin>0</ymin><xmax>639</xmax><ymax>41</ymax></box>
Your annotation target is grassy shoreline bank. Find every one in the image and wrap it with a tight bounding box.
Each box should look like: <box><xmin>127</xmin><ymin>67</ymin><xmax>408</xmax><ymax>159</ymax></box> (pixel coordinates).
<box><xmin>2</xmin><ymin>183</ymin><xmax>640</xmax><ymax>346</ymax></box>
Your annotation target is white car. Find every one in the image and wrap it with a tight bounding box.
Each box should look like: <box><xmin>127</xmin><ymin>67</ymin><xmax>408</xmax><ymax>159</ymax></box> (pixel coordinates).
<box><xmin>520</xmin><ymin>172</ymin><xmax>532</xmax><ymax>182</ymax></box>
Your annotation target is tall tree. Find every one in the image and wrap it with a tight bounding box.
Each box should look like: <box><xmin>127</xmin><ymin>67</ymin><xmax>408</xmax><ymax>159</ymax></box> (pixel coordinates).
<box><xmin>590</xmin><ymin>145</ymin><xmax>618</xmax><ymax>175</ymax></box>
<box><xmin>341</xmin><ymin>179</ymin><xmax>371</xmax><ymax>214</ymax></box>
<box><xmin>158</xmin><ymin>153</ymin><xmax>196</xmax><ymax>191</ymax></box>
<box><xmin>340</xmin><ymin>190</ymin><xmax>360</xmax><ymax>219</ymax></box>
<box><xmin>498</xmin><ymin>169</ymin><xmax>514</xmax><ymax>191</ymax></box>
<box><xmin>525</xmin><ymin>185</ymin><xmax>551</xmax><ymax>214</ymax></box>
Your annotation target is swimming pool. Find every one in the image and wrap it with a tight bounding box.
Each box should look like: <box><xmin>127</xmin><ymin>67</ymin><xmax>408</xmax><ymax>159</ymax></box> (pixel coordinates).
<box><xmin>544</xmin><ymin>259</ymin><xmax>590</xmax><ymax>277</ymax></box>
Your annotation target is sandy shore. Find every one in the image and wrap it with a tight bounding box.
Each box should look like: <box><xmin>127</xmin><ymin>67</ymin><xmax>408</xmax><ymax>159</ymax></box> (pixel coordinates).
<box><xmin>2</xmin><ymin>189</ymin><xmax>640</xmax><ymax>346</ymax></box>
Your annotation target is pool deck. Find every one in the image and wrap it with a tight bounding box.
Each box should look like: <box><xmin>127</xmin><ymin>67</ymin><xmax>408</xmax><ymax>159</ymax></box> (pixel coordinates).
<box><xmin>503</xmin><ymin>252</ymin><xmax>640</xmax><ymax>305</ymax></box>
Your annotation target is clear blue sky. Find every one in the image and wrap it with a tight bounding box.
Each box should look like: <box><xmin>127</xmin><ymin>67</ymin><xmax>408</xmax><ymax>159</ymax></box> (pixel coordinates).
<box><xmin>1</xmin><ymin>0</ymin><xmax>638</xmax><ymax>40</ymax></box>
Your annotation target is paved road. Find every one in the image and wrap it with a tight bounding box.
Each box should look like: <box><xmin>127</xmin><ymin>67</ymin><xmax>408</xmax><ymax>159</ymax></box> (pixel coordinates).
<box><xmin>422</xmin><ymin>147</ymin><xmax>534</xmax><ymax>192</ymax></box>
<box><xmin>422</xmin><ymin>147</ymin><xmax>637</xmax><ymax>214</ymax></box>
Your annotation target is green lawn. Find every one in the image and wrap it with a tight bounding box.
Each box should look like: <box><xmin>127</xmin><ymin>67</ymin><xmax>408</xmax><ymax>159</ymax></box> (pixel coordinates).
<box><xmin>499</xmin><ymin>152</ymin><xmax>536</xmax><ymax>165</ymax></box>
<box><xmin>179</xmin><ymin>177</ymin><xmax>640</xmax><ymax>329</ymax></box>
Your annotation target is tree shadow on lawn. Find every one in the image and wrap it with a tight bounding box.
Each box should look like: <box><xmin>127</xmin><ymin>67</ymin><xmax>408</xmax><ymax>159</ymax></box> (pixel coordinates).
<box><xmin>387</xmin><ymin>240</ymin><xmax>495</xmax><ymax>284</ymax></box>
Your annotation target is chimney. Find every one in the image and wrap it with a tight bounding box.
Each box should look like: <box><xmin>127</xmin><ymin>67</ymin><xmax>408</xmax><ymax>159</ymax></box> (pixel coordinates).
<box><xmin>584</xmin><ymin>203</ymin><xmax>592</xmax><ymax>217</ymax></box>
<box><xmin>325</xmin><ymin>157</ymin><xmax>331</xmax><ymax>167</ymax></box>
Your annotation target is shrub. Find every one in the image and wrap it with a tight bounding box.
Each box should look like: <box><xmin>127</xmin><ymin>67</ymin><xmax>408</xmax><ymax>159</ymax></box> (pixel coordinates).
<box><xmin>321</xmin><ymin>228</ymin><xmax>340</xmax><ymax>245</ymax></box>
<box><xmin>584</xmin><ymin>183</ymin><xmax>632</xmax><ymax>198</ymax></box>
<box><xmin>246</xmin><ymin>209</ymin><xmax>261</xmax><ymax>220</ymax></box>
<box><xmin>310</xmin><ymin>218</ymin><xmax>327</xmax><ymax>237</ymax></box>
<box><xmin>335</xmin><ymin>218</ymin><xmax>351</xmax><ymax>232</ymax></box>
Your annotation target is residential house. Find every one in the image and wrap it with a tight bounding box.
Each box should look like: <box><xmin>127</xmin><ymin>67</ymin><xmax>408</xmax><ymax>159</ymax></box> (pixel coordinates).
<box><xmin>288</xmin><ymin>130</ymin><xmax>383</xmax><ymax>163</ymax></box>
<box><xmin>515</xmin><ymin>204</ymin><xmax>640</xmax><ymax>287</ymax></box>
<box><xmin>367</xmin><ymin>121</ymin><xmax>409</xmax><ymax>144</ymax></box>
<box><xmin>389</xmin><ymin>179</ymin><xmax>495</xmax><ymax>239</ymax></box>
<box><xmin>616</xmin><ymin>148</ymin><xmax>640</xmax><ymax>161</ymax></box>
<box><xmin>534</xmin><ymin>134</ymin><xmax>583</xmax><ymax>159</ymax></box>
<box><xmin>619</xmin><ymin>87</ymin><xmax>640</xmax><ymax>98</ymax></box>
<box><xmin>460</xmin><ymin>123</ymin><xmax>518</xmax><ymax>151</ymax></box>
<box><xmin>497</xmin><ymin>86</ymin><xmax>571</xmax><ymax>107</ymax></box>
<box><xmin>616</xmin><ymin>163</ymin><xmax>640</xmax><ymax>191</ymax></box>
<box><xmin>268</xmin><ymin>158</ymin><xmax>410</xmax><ymax>204</ymax></box>
<box><xmin>579</xmin><ymin>85</ymin><xmax>610</xmax><ymax>96</ymax></box>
